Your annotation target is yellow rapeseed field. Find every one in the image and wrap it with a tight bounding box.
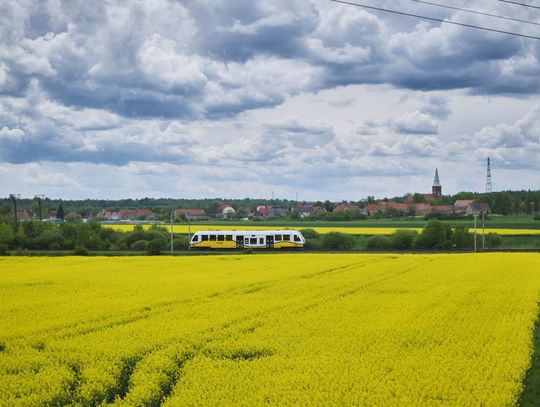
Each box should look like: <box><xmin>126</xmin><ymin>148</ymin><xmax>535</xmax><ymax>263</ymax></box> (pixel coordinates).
<box><xmin>103</xmin><ymin>224</ymin><xmax>540</xmax><ymax>235</ymax></box>
<box><xmin>1</xmin><ymin>253</ymin><xmax>539</xmax><ymax>406</ymax></box>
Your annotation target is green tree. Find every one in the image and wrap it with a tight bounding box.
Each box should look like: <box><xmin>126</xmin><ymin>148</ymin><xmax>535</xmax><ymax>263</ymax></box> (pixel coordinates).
<box><xmin>147</xmin><ymin>237</ymin><xmax>165</xmax><ymax>255</ymax></box>
<box><xmin>390</xmin><ymin>230</ymin><xmax>418</xmax><ymax>250</ymax></box>
<box><xmin>57</xmin><ymin>204</ymin><xmax>65</xmax><ymax>220</ymax></box>
<box><xmin>321</xmin><ymin>232</ymin><xmax>355</xmax><ymax>250</ymax></box>
<box><xmin>0</xmin><ymin>223</ymin><xmax>15</xmax><ymax>248</ymax></box>
<box><xmin>493</xmin><ymin>192</ymin><xmax>513</xmax><ymax>215</ymax></box>
<box><xmin>366</xmin><ymin>235</ymin><xmax>391</xmax><ymax>250</ymax></box>
<box><xmin>416</xmin><ymin>220</ymin><xmax>452</xmax><ymax>249</ymax></box>
<box><xmin>452</xmin><ymin>227</ymin><xmax>473</xmax><ymax>249</ymax></box>
<box><xmin>413</xmin><ymin>193</ymin><xmax>426</xmax><ymax>203</ymax></box>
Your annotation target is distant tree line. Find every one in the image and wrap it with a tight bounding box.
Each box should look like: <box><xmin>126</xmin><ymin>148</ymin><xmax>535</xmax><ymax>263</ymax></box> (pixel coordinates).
<box><xmin>301</xmin><ymin>220</ymin><xmax>502</xmax><ymax>251</ymax></box>
<box><xmin>0</xmin><ymin>217</ymin><xmax>502</xmax><ymax>255</ymax></box>
<box><xmin>0</xmin><ymin>219</ymin><xmax>186</xmax><ymax>255</ymax></box>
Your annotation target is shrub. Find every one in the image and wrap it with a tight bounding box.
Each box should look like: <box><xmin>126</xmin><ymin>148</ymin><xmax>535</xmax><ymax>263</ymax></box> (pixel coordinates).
<box><xmin>131</xmin><ymin>240</ymin><xmax>149</xmax><ymax>251</ymax></box>
<box><xmin>416</xmin><ymin>220</ymin><xmax>452</xmax><ymax>249</ymax></box>
<box><xmin>304</xmin><ymin>238</ymin><xmax>323</xmax><ymax>250</ymax></box>
<box><xmin>452</xmin><ymin>227</ymin><xmax>473</xmax><ymax>249</ymax></box>
<box><xmin>0</xmin><ymin>223</ymin><xmax>14</xmax><ymax>248</ymax></box>
<box><xmin>390</xmin><ymin>230</ymin><xmax>417</xmax><ymax>250</ymax></box>
<box><xmin>0</xmin><ymin>243</ymin><xmax>9</xmax><ymax>255</ymax></box>
<box><xmin>299</xmin><ymin>228</ymin><xmax>321</xmax><ymax>240</ymax></box>
<box><xmin>485</xmin><ymin>233</ymin><xmax>502</xmax><ymax>248</ymax></box>
<box><xmin>321</xmin><ymin>232</ymin><xmax>355</xmax><ymax>250</ymax></box>
<box><xmin>147</xmin><ymin>238</ymin><xmax>164</xmax><ymax>255</ymax></box>
<box><xmin>36</xmin><ymin>229</ymin><xmax>66</xmax><ymax>250</ymax></box>
<box><xmin>73</xmin><ymin>245</ymin><xmax>89</xmax><ymax>256</ymax></box>
<box><xmin>366</xmin><ymin>235</ymin><xmax>391</xmax><ymax>250</ymax></box>
<box><xmin>173</xmin><ymin>236</ymin><xmax>189</xmax><ymax>251</ymax></box>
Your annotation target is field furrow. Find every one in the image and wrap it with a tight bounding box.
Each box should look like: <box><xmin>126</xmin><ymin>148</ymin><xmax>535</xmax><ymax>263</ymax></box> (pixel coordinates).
<box><xmin>1</xmin><ymin>254</ymin><xmax>540</xmax><ymax>406</ymax></box>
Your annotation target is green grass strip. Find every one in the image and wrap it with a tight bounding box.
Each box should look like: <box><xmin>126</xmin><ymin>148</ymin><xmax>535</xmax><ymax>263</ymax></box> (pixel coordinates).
<box><xmin>519</xmin><ymin>310</ymin><xmax>540</xmax><ymax>406</ymax></box>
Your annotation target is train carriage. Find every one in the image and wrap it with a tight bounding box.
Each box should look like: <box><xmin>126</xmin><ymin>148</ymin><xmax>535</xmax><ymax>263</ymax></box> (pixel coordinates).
<box><xmin>190</xmin><ymin>230</ymin><xmax>305</xmax><ymax>250</ymax></box>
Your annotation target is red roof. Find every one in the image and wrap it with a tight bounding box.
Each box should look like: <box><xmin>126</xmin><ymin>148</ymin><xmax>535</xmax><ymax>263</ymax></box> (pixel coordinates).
<box><xmin>216</xmin><ymin>204</ymin><xmax>233</xmax><ymax>213</ymax></box>
<box><xmin>431</xmin><ymin>205</ymin><xmax>455</xmax><ymax>213</ymax></box>
<box><xmin>414</xmin><ymin>204</ymin><xmax>432</xmax><ymax>213</ymax></box>
<box><xmin>366</xmin><ymin>203</ymin><xmax>383</xmax><ymax>213</ymax></box>
<box><xmin>119</xmin><ymin>208</ymin><xmax>153</xmax><ymax>219</ymax></box>
<box><xmin>382</xmin><ymin>202</ymin><xmax>409</xmax><ymax>211</ymax></box>
<box><xmin>334</xmin><ymin>204</ymin><xmax>359</xmax><ymax>213</ymax></box>
<box><xmin>175</xmin><ymin>209</ymin><xmax>205</xmax><ymax>216</ymax></box>
<box><xmin>454</xmin><ymin>200</ymin><xmax>474</xmax><ymax>208</ymax></box>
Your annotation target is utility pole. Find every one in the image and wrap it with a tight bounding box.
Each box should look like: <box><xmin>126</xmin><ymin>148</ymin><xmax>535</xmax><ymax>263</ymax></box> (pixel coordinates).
<box><xmin>473</xmin><ymin>214</ymin><xmax>478</xmax><ymax>252</ymax></box>
<box><xmin>9</xmin><ymin>194</ymin><xmax>20</xmax><ymax>228</ymax></box>
<box><xmin>486</xmin><ymin>157</ymin><xmax>492</xmax><ymax>193</ymax></box>
<box><xmin>187</xmin><ymin>214</ymin><xmax>191</xmax><ymax>251</ymax></box>
<box><xmin>481</xmin><ymin>211</ymin><xmax>485</xmax><ymax>250</ymax></box>
<box><xmin>34</xmin><ymin>194</ymin><xmax>45</xmax><ymax>221</ymax></box>
<box><xmin>170</xmin><ymin>209</ymin><xmax>174</xmax><ymax>254</ymax></box>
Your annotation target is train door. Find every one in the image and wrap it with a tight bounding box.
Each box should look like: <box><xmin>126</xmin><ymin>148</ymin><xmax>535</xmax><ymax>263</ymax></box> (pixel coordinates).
<box><xmin>266</xmin><ymin>235</ymin><xmax>274</xmax><ymax>248</ymax></box>
<box><xmin>236</xmin><ymin>235</ymin><xmax>244</xmax><ymax>249</ymax></box>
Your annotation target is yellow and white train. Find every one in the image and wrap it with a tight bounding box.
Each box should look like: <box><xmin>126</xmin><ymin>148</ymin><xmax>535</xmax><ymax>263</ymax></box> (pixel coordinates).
<box><xmin>189</xmin><ymin>230</ymin><xmax>305</xmax><ymax>250</ymax></box>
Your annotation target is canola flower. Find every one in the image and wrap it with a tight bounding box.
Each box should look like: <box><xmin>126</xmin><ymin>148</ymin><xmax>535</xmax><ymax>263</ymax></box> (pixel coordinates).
<box><xmin>0</xmin><ymin>254</ymin><xmax>539</xmax><ymax>406</ymax></box>
<box><xmin>104</xmin><ymin>223</ymin><xmax>540</xmax><ymax>235</ymax></box>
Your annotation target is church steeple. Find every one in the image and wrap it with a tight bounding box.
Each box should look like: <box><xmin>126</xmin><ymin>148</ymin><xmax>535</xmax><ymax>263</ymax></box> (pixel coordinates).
<box><xmin>433</xmin><ymin>168</ymin><xmax>440</xmax><ymax>186</ymax></box>
<box><xmin>432</xmin><ymin>168</ymin><xmax>442</xmax><ymax>198</ymax></box>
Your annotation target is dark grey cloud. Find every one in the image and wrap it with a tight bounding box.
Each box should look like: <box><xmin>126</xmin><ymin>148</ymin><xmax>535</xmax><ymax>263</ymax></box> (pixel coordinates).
<box><xmin>0</xmin><ymin>0</ymin><xmax>539</xmax><ymax>198</ymax></box>
<box><xmin>2</xmin><ymin>0</ymin><xmax>539</xmax><ymax>124</ymax></box>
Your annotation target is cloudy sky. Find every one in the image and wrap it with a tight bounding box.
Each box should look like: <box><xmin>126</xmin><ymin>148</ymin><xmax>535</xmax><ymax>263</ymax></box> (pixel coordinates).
<box><xmin>1</xmin><ymin>0</ymin><xmax>539</xmax><ymax>201</ymax></box>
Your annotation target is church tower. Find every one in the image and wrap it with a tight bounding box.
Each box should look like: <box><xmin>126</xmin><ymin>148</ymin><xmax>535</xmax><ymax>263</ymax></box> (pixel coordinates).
<box><xmin>432</xmin><ymin>168</ymin><xmax>442</xmax><ymax>199</ymax></box>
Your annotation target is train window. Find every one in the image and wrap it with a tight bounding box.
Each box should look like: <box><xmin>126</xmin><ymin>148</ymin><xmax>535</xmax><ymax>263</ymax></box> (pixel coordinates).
<box><xmin>250</xmin><ymin>238</ymin><xmax>257</xmax><ymax>244</ymax></box>
<box><xmin>210</xmin><ymin>235</ymin><xmax>216</xmax><ymax>241</ymax></box>
<box><xmin>218</xmin><ymin>235</ymin><xmax>224</xmax><ymax>241</ymax></box>
<box><xmin>294</xmin><ymin>235</ymin><xmax>301</xmax><ymax>242</ymax></box>
<box><xmin>192</xmin><ymin>235</ymin><xmax>199</xmax><ymax>242</ymax></box>
<box><xmin>225</xmin><ymin>235</ymin><xmax>233</xmax><ymax>241</ymax></box>
<box><xmin>202</xmin><ymin>235</ymin><xmax>208</xmax><ymax>241</ymax></box>
<box><xmin>283</xmin><ymin>234</ymin><xmax>290</xmax><ymax>241</ymax></box>
<box><xmin>259</xmin><ymin>238</ymin><xmax>264</xmax><ymax>244</ymax></box>
<box><xmin>275</xmin><ymin>234</ymin><xmax>282</xmax><ymax>241</ymax></box>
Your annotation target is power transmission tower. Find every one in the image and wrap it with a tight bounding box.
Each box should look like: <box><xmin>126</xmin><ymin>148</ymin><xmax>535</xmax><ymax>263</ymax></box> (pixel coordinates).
<box><xmin>486</xmin><ymin>157</ymin><xmax>492</xmax><ymax>193</ymax></box>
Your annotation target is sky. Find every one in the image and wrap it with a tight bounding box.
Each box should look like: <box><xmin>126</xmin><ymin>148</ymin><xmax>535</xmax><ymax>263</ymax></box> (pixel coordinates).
<box><xmin>1</xmin><ymin>0</ymin><xmax>539</xmax><ymax>201</ymax></box>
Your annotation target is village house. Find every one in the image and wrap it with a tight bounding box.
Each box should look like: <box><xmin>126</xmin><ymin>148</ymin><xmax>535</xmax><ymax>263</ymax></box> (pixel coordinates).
<box><xmin>216</xmin><ymin>203</ymin><xmax>236</xmax><ymax>219</ymax></box>
<box><xmin>296</xmin><ymin>204</ymin><xmax>326</xmax><ymax>218</ymax></box>
<box><xmin>96</xmin><ymin>209</ymin><xmax>120</xmax><ymax>221</ymax></box>
<box><xmin>175</xmin><ymin>209</ymin><xmax>207</xmax><ymax>220</ymax></box>
<box><xmin>465</xmin><ymin>202</ymin><xmax>491</xmax><ymax>215</ymax></box>
<box><xmin>267</xmin><ymin>207</ymin><xmax>289</xmax><ymax>218</ymax></box>
<box><xmin>333</xmin><ymin>204</ymin><xmax>365</xmax><ymax>214</ymax></box>
<box><xmin>119</xmin><ymin>208</ymin><xmax>153</xmax><ymax>220</ymax></box>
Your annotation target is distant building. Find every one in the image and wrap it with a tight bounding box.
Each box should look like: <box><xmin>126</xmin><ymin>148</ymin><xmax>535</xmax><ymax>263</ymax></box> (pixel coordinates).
<box><xmin>97</xmin><ymin>210</ymin><xmax>120</xmax><ymax>221</ymax></box>
<box><xmin>175</xmin><ymin>209</ymin><xmax>207</xmax><ymax>220</ymax></box>
<box><xmin>333</xmin><ymin>204</ymin><xmax>362</xmax><ymax>213</ymax></box>
<box><xmin>11</xmin><ymin>209</ymin><xmax>33</xmax><ymax>220</ymax></box>
<box><xmin>216</xmin><ymin>203</ymin><xmax>235</xmax><ymax>219</ymax></box>
<box><xmin>365</xmin><ymin>202</ymin><xmax>409</xmax><ymax>215</ymax></box>
<box><xmin>297</xmin><ymin>204</ymin><xmax>326</xmax><ymax>218</ymax></box>
<box><xmin>119</xmin><ymin>208</ymin><xmax>153</xmax><ymax>220</ymax></box>
<box><xmin>267</xmin><ymin>207</ymin><xmax>288</xmax><ymax>218</ymax></box>
<box><xmin>466</xmin><ymin>202</ymin><xmax>491</xmax><ymax>215</ymax></box>
<box><xmin>454</xmin><ymin>200</ymin><xmax>474</xmax><ymax>209</ymax></box>
<box><xmin>432</xmin><ymin>168</ymin><xmax>442</xmax><ymax>199</ymax></box>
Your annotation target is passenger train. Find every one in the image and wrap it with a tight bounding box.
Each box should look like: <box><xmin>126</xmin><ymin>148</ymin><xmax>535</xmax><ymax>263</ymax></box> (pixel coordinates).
<box><xmin>189</xmin><ymin>230</ymin><xmax>305</xmax><ymax>250</ymax></box>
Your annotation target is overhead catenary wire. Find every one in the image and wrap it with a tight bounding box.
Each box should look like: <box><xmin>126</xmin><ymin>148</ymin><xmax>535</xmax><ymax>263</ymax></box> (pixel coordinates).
<box><xmin>329</xmin><ymin>0</ymin><xmax>540</xmax><ymax>40</ymax></box>
<box><xmin>411</xmin><ymin>0</ymin><xmax>540</xmax><ymax>26</ymax></box>
<box><xmin>496</xmin><ymin>0</ymin><xmax>540</xmax><ymax>11</ymax></box>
